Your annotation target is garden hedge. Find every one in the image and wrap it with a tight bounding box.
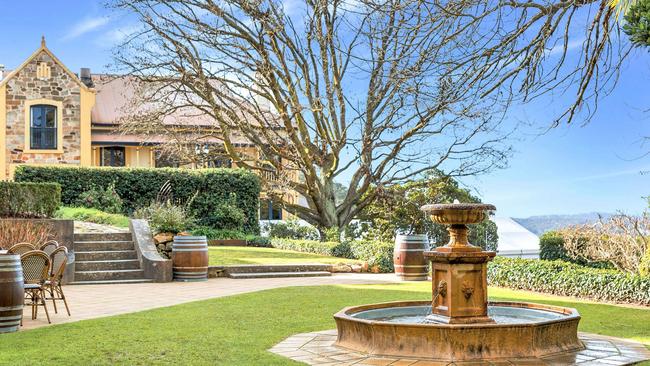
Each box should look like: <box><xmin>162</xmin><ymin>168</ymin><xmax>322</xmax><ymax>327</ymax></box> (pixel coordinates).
<box><xmin>15</xmin><ymin>166</ymin><xmax>260</xmax><ymax>233</ymax></box>
<box><xmin>0</xmin><ymin>181</ymin><xmax>61</xmax><ymax>218</ymax></box>
<box><xmin>488</xmin><ymin>257</ymin><xmax>650</xmax><ymax>305</ymax></box>
<box><xmin>267</xmin><ymin>238</ymin><xmax>394</xmax><ymax>272</ymax></box>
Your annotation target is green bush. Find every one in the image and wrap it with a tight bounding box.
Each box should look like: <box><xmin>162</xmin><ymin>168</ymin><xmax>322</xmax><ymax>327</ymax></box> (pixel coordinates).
<box><xmin>133</xmin><ymin>202</ymin><xmax>195</xmax><ymax>234</ymax></box>
<box><xmin>15</xmin><ymin>165</ymin><xmax>260</xmax><ymax>233</ymax></box>
<box><xmin>204</xmin><ymin>199</ymin><xmax>246</xmax><ymax>231</ymax></box>
<box><xmin>0</xmin><ymin>181</ymin><xmax>61</xmax><ymax>218</ymax></box>
<box><xmin>54</xmin><ymin>206</ymin><xmax>129</xmax><ymax>228</ymax></box>
<box><xmin>539</xmin><ymin>230</ymin><xmax>612</xmax><ymax>269</ymax></box>
<box><xmin>267</xmin><ymin>220</ymin><xmax>319</xmax><ymax>240</ymax></box>
<box><xmin>349</xmin><ymin>240</ymin><xmax>394</xmax><ymax>272</ymax></box>
<box><xmin>192</xmin><ymin>227</ymin><xmax>247</xmax><ymax>240</ymax></box>
<box><xmin>245</xmin><ymin>235</ymin><xmax>271</xmax><ymax>247</ymax></box>
<box><xmin>268</xmin><ymin>238</ymin><xmax>394</xmax><ymax>272</ymax></box>
<box><xmin>539</xmin><ymin>231</ymin><xmax>570</xmax><ymax>261</ymax></box>
<box><xmin>76</xmin><ymin>182</ymin><xmax>123</xmax><ymax>214</ymax></box>
<box><xmin>488</xmin><ymin>257</ymin><xmax>650</xmax><ymax>305</ymax></box>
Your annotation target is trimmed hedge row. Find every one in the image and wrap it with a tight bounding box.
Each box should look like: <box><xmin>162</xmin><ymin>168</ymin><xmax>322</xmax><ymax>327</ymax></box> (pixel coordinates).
<box><xmin>0</xmin><ymin>181</ymin><xmax>61</xmax><ymax>218</ymax></box>
<box><xmin>15</xmin><ymin>165</ymin><xmax>260</xmax><ymax>233</ymax></box>
<box><xmin>267</xmin><ymin>238</ymin><xmax>394</xmax><ymax>272</ymax></box>
<box><xmin>488</xmin><ymin>257</ymin><xmax>650</xmax><ymax>305</ymax></box>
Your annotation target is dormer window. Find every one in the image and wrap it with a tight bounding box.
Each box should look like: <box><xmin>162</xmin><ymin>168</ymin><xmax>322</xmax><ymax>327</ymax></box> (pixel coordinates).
<box><xmin>30</xmin><ymin>105</ymin><xmax>57</xmax><ymax>150</ymax></box>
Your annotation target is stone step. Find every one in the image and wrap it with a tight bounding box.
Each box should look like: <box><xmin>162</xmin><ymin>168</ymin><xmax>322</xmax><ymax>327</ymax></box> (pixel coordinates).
<box><xmin>69</xmin><ymin>279</ymin><xmax>153</xmax><ymax>285</ymax></box>
<box><xmin>74</xmin><ymin>269</ymin><xmax>146</xmax><ymax>282</ymax></box>
<box><xmin>75</xmin><ymin>250</ymin><xmax>138</xmax><ymax>261</ymax></box>
<box><xmin>74</xmin><ymin>232</ymin><xmax>132</xmax><ymax>242</ymax></box>
<box><xmin>74</xmin><ymin>240</ymin><xmax>135</xmax><ymax>251</ymax></box>
<box><xmin>75</xmin><ymin>259</ymin><xmax>142</xmax><ymax>271</ymax></box>
<box><xmin>228</xmin><ymin>271</ymin><xmax>332</xmax><ymax>279</ymax></box>
<box><xmin>222</xmin><ymin>264</ymin><xmax>333</xmax><ymax>275</ymax></box>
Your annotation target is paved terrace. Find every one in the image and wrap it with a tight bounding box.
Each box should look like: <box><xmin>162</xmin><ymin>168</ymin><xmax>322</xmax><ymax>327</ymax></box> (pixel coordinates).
<box><xmin>21</xmin><ymin>273</ymin><xmax>399</xmax><ymax>330</ymax></box>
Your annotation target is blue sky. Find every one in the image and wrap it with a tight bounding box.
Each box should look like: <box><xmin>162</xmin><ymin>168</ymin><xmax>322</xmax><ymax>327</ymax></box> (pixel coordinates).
<box><xmin>1</xmin><ymin>1</ymin><xmax>649</xmax><ymax>218</ymax></box>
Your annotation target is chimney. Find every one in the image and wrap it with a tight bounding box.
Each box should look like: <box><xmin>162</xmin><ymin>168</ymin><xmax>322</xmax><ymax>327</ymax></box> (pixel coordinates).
<box><xmin>80</xmin><ymin>68</ymin><xmax>93</xmax><ymax>88</ymax></box>
<box><xmin>0</xmin><ymin>65</ymin><xmax>4</xmax><ymax>80</ymax></box>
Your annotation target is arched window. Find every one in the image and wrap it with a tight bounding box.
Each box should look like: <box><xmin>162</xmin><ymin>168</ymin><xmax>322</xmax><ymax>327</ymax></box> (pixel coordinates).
<box><xmin>30</xmin><ymin>105</ymin><xmax>57</xmax><ymax>150</ymax></box>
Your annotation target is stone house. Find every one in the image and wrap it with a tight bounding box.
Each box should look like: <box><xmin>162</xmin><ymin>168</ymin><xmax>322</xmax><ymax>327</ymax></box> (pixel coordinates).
<box><xmin>0</xmin><ymin>39</ymin><xmax>299</xmax><ymax>220</ymax></box>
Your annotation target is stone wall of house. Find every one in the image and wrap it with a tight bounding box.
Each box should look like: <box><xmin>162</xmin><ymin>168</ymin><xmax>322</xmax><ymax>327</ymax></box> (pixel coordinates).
<box><xmin>4</xmin><ymin>50</ymin><xmax>81</xmax><ymax>168</ymax></box>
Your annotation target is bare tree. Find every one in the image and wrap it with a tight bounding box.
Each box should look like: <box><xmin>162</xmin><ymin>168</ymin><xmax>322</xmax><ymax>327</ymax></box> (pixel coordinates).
<box><xmin>559</xmin><ymin>213</ymin><xmax>649</xmax><ymax>274</ymax></box>
<box><xmin>111</xmin><ymin>0</ymin><xmax>628</xmax><ymax>232</ymax></box>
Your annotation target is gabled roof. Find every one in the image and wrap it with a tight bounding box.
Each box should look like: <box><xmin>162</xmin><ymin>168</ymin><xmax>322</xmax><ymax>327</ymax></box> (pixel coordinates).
<box><xmin>0</xmin><ymin>36</ymin><xmax>93</xmax><ymax>92</ymax></box>
<box><xmin>492</xmin><ymin>216</ymin><xmax>540</xmax><ymax>252</ymax></box>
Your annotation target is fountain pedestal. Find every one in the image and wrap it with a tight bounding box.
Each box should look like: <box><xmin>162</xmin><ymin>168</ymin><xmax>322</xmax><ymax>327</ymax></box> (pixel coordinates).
<box><xmin>425</xmin><ymin>250</ymin><xmax>495</xmax><ymax>324</ymax></box>
<box><xmin>422</xmin><ymin>202</ymin><xmax>497</xmax><ymax>324</ymax></box>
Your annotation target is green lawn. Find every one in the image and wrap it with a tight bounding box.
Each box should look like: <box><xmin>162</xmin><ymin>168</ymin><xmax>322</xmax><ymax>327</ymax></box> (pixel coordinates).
<box><xmin>54</xmin><ymin>206</ymin><xmax>130</xmax><ymax>228</ymax></box>
<box><xmin>208</xmin><ymin>246</ymin><xmax>361</xmax><ymax>265</ymax></box>
<box><xmin>0</xmin><ymin>282</ymin><xmax>648</xmax><ymax>365</ymax></box>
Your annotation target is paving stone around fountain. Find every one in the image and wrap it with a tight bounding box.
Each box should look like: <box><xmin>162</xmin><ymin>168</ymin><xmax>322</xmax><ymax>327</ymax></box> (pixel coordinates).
<box><xmin>269</xmin><ymin>330</ymin><xmax>650</xmax><ymax>365</ymax></box>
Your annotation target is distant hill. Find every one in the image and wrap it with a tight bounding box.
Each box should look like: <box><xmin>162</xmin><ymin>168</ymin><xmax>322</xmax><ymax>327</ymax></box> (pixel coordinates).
<box><xmin>512</xmin><ymin>212</ymin><xmax>614</xmax><ymax>236</ymax></box>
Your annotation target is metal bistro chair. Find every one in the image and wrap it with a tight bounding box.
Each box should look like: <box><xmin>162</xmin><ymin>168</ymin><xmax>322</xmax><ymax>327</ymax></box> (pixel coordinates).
<box><xmin>45</xmin><ymin>247</ymin><xmax>71</xmax><ymax>316</ymax></box>
<box><xmin>7</xmin><ymin>243</ymin><xmax>35</xmax><ymax>256</ymax></box>
<box><xmin>39</xmin><ymin>240</ymin><xmax>59</xmax><ymax>257</ymax></box>
<box><xmin>20</xmin><ymin>250</ymin><xmax>51</xmax><ymax>324</ymax></box>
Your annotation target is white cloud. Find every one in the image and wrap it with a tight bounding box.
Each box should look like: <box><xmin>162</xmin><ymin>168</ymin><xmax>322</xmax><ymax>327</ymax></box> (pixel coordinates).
<box><xmin>98</xmin><ymin>24</ymin><xmax>141</xmax><ymax>45</ymax></box>
<box><xmin>62</xmin><ymin>17</ymin><xmax>111</xmax><ymax>41</ymax></box>
<box><xmin>548</xmin><ymin>38</ymin><xmax>585</xmax><ymax>56</ymax></box>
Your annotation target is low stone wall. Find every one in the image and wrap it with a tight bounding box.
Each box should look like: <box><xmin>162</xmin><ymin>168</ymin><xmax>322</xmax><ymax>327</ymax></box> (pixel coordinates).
<box><xmin>152</xmin><ymin>233</ymin><xmax>174</xmax><ymax>259</ymax></box>
<box><xmin>130</xmin><ymin>220</ymin><xmax>173</xmax><ymax>283</ymax></box>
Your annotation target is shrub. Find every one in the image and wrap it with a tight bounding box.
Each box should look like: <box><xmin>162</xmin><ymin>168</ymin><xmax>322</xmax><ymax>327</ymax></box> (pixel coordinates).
<box><xmin>349</xmin><ymin>240</ymin><xmax>394</xmax><ymax>272</ymax></box>
<box><xmin>268</xmin><ymin>238</ymin><xmax>394</xmax><ymax>272</ymax></box>
<box><xmin>539</xmin><ymin>230</ymin><xmax>612</xmax><ymax>270</ymax></box>
<box><xmin>488</xmin><ymin>257</ymin><xmax>650</xmax><ymax>305</ymax></box>
<box><xmin>539</xmin><ymin>231</ymin><xmax>570</xmax><ymax>261</ymax></box>
<box><xmin>134</xmin><ymin>202</ymin><xmax>195</xmax><ymax>234</ymax></box>
<box><xmin>270</xmin><ymin>238</ymin><xmax>342</xmax><ymax>256</ymax></box>
<box><xmin>203</xmin><ymin>199</ymin><xmax>246</xmax><ymax>231</ymax></box>
<box><xmin>15</xmin><ymin>166</ymin><xmax>260</xmax><ymax>233</ymax></box>
<box><xmin>0</xmin><ymin>220</ymin><xmax>54</xmax><ymax>250</ymax></box>
<box><xmin>0</xmin><ymin>181</ymin><xmax>61</xmax><ymax>218</ymax></box>
<box><xmin>267</xmin><ymin>220</ymin><xmax>319</xmax><ymax>240</ymax></box>
<box><xmin>245</xmin><ymin>235</ymin><xmax>271</xmax><ymax>247</ymax></box>
<box><xmin>192</xmin><ymin>227</ymin><xmax>247</xmax><ymax>240</ymax></box>
<box><xmin>75</xmin><ymin>182</ymin><xmax>123</xmax><ymax>214</ymax></box>
<box><xmin>54</xmin><ymin>207</ymin><xmax>129</xmax><ymax>228</ymax></box>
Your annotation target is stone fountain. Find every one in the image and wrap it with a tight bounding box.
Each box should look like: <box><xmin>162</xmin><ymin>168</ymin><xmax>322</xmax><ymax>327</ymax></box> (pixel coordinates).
<box><xmin>332</xmin><ymin>202</ymin><xmax>585</xmax><ymax>361</ymax></box>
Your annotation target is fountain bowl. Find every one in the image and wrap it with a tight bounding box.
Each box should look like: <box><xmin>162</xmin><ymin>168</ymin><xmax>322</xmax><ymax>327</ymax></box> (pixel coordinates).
<box><xmin>421</xmin><ymin>202</ymin><xmax>496</xmax><ymax>225</ymax></box>
<box><xmin>334</xmin><ymin>300</ymin><xmax>584</xmax><ymax>361</ymax></box>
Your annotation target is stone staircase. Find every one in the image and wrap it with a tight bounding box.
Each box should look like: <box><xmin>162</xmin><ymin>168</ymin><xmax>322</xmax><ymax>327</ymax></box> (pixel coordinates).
<box><xmin>71</xmin><ymin>232</ymin><xmax>152</xmax><ymax>285</ymax></box>
<box><xmin>219</xmin><ymin>264</ymin><xmax>332</xmax><ymax>279</ymax></box>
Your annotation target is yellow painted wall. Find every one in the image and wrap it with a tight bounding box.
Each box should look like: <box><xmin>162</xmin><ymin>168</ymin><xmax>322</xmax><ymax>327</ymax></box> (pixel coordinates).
<box><xmin>0</xmin><ymin>85</ymin><xmax>6</xmax><ymax>180</ymax></box>
<box><xmin>80</xmin><ymin>89</ymin><xmax>96</xmax><ymax>166</ymax></box>
<box><xmin>91</xmin><ymin>146</ymin><xmax>155</xmax><ymax>168</ymax></box>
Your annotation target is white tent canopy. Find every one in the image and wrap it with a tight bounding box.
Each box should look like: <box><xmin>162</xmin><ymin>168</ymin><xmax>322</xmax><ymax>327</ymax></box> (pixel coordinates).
<box><xmin>491</xmin><ymin>217</ymin><xmax>540</xmax><ymax>258</ymax></box>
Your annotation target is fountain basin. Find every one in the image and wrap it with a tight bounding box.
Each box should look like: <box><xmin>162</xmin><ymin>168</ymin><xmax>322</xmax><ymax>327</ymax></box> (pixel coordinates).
<box><xmin>334</xmin><ymin>300</ymin><xmax>584</xmax><ymax>361</ymax></box>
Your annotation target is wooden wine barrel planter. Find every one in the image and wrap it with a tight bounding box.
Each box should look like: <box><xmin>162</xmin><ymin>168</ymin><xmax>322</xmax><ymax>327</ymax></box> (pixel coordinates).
<box><xmin>0</xmin><ymin>254</ymin><xmax>24</xmax><ymax>333</ymax></box>
<box><xmin>393</xmin><ymin>234</ymin><xmax>429</xmax><ymax>281</ymax></box>
<box><xmin>172</xmin><ymin>236</ymin><xmax>209</xmax><ymax>282</ymax></box>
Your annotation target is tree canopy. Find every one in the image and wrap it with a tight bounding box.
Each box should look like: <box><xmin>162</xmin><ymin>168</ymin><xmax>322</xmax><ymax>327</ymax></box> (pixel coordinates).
<box><xmin>624</xmin><ymin>0</ymin><xmax>650</xmax><ymax>47</ymax></box>
<box><xmin>358</xmin><ymin>171</ymin><xmax>498</xmax><ymax>251</ymax></box>
<box><xmin>112</xmin><ymin>0</ymin><xmax>629</xmax><ymax>231</ymax></box>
